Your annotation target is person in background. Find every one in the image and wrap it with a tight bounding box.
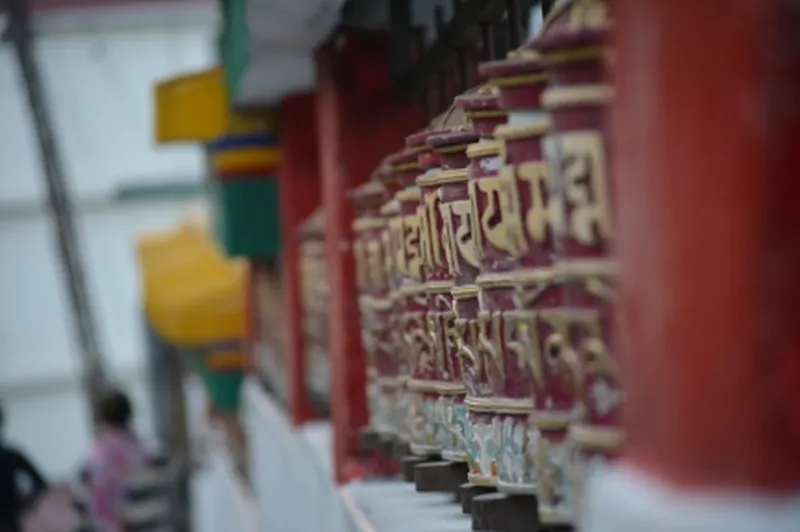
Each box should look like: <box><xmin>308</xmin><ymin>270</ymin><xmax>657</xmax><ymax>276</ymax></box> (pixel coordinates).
<box><xmin>0</xmin><ymin>401</ymin><xmax>48</xmax><ymax>532</ymax></box>
<box><xmin>87</xmin><ymin>389</ymin><xmax>147</xmax><ymax>532</ymax></box>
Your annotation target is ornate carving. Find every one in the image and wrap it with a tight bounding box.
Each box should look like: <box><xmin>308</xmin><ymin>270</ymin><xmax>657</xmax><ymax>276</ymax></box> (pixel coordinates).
<box><xmin>556</xmin><ymin>131</ymin><xmax>612</xmax><ymax>245</ymax></box>
<box><xmin>470</xmin><ymin>176</ymin><xmax>511</xmax><ymax>255</ymax></box>
<box><xmin>477</xmin><ymin>310</ymin><xmax>504</xmax><ymax>381</ymax></box>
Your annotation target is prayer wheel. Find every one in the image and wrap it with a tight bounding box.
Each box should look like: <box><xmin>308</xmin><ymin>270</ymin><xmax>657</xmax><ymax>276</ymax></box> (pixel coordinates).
<box><xmin>350</xmin><ymin>181</ymin><xmax>391</xmax><ymax>437</ymax></box>
<box><xmin>529</xmin><ymin>0</ymin><xmax>617</xmax><ymax>517</ymax></box>
<box><xmin>406</xmin><ymin>129</ymin><xmax>462</xmax><ymax>460</ymax></box>
<box><xmin>483</xmin><ymin>52</ymin><xmax>576</xmax><ymax>525</ymax></box>
<box><xmin>298</xmin><ymin>209</ymin><xmax>330</xmax><ymax>399</ymax></box>
<box><xmin>381</xmin><ymin>149</ymin><xmax>428</xmax><ymax>447</ymax></box>
<box><xmin>428</xmin><ymin>129</ymin><xmax>497</xmax><ymax>484</ymax></box>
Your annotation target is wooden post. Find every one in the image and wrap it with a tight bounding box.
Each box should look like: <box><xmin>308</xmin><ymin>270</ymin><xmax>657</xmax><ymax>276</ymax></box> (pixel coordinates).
<box><xmin>279</xmin><ymin>92</ymin><xmax>321</xmax><ymax>425</ymax></box>
<box><xmin>316</xmin><ymin>31</ymin><xmax>423</xmax><ymax>484</ymax></box>
<box><xmin>584</xmin><ymin>1</ymin><xmax>800</xmax><ymax>530</ymax></box>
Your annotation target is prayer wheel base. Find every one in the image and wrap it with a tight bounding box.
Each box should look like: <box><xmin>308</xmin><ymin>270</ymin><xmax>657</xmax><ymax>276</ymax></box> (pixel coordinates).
<box><xmin>459</xmin><ymin>483</ymin><xmax>496</xmax><ymax>514</ymax></box>
<box><xmin>414</xmin><ymin>460</ymin><xmax>468</xmax><ymax>495</ymax></box>
<box><xmin>392</xmin><ymin>440</ymin><xmax>411</xmax><ymax>461</ymax></box>
<box><xmin>471</xmin><ymin>492</ymin><xmax>541</xmax><ymax>532</ymax></box>
<box><xmin>378</xmin><ymin>434</ymin><xmax>396</xmax><ymax>459</ymax></box>
<box><xmin>359</xmin><ymin>427</ymin><xmax>382</xmax><ymax>452</ymax></box>
<box><xmin>401</xmin><ymin>455</ymin><xmax>431</xmax><ymax>482</ymax></box>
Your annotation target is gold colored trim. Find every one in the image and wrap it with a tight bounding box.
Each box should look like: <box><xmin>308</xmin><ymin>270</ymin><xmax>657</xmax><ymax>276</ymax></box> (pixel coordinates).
<box><xmin>532</xmin><ymin>409</ymin><xmax>578</xmax><ymax>430</ymax></box>
<box><xmin>494</xmin><ymin>121</ymin><xmax>550</xmax><ymax>141</ymax></box>
<box><xmin>568</xmin><ymin>423</ymin><xmax>624</xmax><ymax>452</ymax></box>
<box><xmin>425</xmin><ymin>280</ymin><xmax>455</xmax><ymax>293</ymax></box>
<box><xmin>379</xmin><ymin>199</ymin><xmax>400</xmax><ymax>216</ymax></box>
<box><xmin>541</xmin><ymin>46</ymin><xmax>606</xmax><ymax>68</ymax></box>
<box><xmin>434</xmin><ymin>382</ymin><xmax>467</xmax><ymax>395</ymax></box>
<box><xmin>377</xmin><ymin>376</ymin><xmax>406</xmax><ymax>389</ymax></box>
<box><xmin>352</xmin><ymin>217</ymin><xmax>386</xmax><ymax>232</ymax></box>
<box><xmin>555</xmin><ymin>259</ymin><xmax>618</xmax><ymax>279</ymax></box>
<box><xmin>406</xmin><ymin>379</ymin><xmax>441</xmax><ymax>393</ymax></box>
<box><xmin>512</xmin><ymin>49</ymin><xmax>541</xmax><ymax>61</ymax></box>
<box><xmin>391</xmin><ymin>161</ymin><xmax>421</xmax><ymax>172</ymax></box>
<box><xmin>399</xmin><ymin>283</ymin><xmax>427</xmax><ymax>296</ymax></box>
<box><xmin>541</xmin><ymin>84</ymin><xmax>614</xmax><ymax>110</ymax></box>
<box><xmin>464</xmin><ymin>110</ymin><xmax>507</xmax><ymax>119</ymax></box>
<box><xmin>507</xmin><ymin>267</ymin><xmax>556</xmax><ymax>285</ymax></box>
<box><xmin>475</xmin><ymin>272</ymin><xmax>518</xmax><ymax>288</ymax></box>
<box><xmin>418</xmin><ymin>168</ymin><xmax>469</xmax><ymax>187</ymax></box>
<box><xmin>434</xmin><ymin>143</ymin><xmax>473</xmax><ymax>155</ymax></box>
<box><xmin>351</xmin><ymin>180</ymin><xmax>386</xmax><ymax>197</ymax></box>
<box><xmin>358</xmin><ymin>295</ymin><xmax>394</xmax><ymax>311</ymax></box>
<box><xmin>465</xmin><ymin>395</ymin><xmax>531</xmax><ymax>414</ymax></box>
<box><xmin>451</xmin><ymin>284</ymin><xmax>480</xmax><ymax>299</ymax></box>
<box><xmin>395</xmin><ymin>186</ymin><xmax>422</xmax><ymax>202</ymax></box>
<box><xmin>405</xmin><ymin>380</ymin><xmax>465</xmax><ymax>395</ymax></box>
<box><xmin>488</xmin><ymin>73</ymin><xmax>548</xmax><ymax>89</ymax></box>
<box><xmin>466</xmin><ymin>140</ymin><xmax>502</xmax><ymax>159</ymax></box>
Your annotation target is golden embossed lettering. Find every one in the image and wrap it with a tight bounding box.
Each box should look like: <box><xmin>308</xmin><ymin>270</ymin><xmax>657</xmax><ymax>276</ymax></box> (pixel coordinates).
<box><xmin>504</xmin><ymin>313</ymin><xmax>545</xmax><ymax>390</ymax></box>
<box><xmin>559</xmin><ymin>132</ymin><xmax>612</xmax><ymax>245</ymax></box>
<box><xmin>365</xmin><ymin>240</ymin><xmax>386</xmax><ymax>291</ymax></box>
<box><xmin>538</xmin><ymin>311</ymin><xmax>583</xmax><ymax>395</ymax></box>
<box><xmin>451</xmin><ymin>200</ymin><xmax>481</xmax><ymax>269</ymax></box>
<box><xmin>471</xmin><ymin>177</ymin><xmax>511</xmax><ymax>254</ymax></box>
<box><xmin>565</xmin><ymin>311</ymin><xmax>616</xmax><ymax>379</ymax></box>
<box><xmin>380</xmin><ymin>228</ymin><xmax>393</xmax><ymax>279</ymax></box>
<box><xmin>517</xmin><ymin>161</ymin><xmax>556</xmax><ymax>245</ymax></box>
<box><xmin>389</xmin><ymin>218</ymin><xmax>407</xmax><ymax>275</ymax></box>
<box><xmin>425</xmin><ymin>192</ymin><xmax>444</xmax><ymax>268</ymax></box>
<box><xmin>418</xmin><ymin>204</ymin><xmax>433</xmax><ymax>270</ymax></box>
<box><xmin>353</xmin><ymin>239</ymin><xmax>368</xmax><ymax>291</ymax></box>
<box><xmin>426</xmin><ymin>313</ymin><xmax>442</xmax><ymax>371</ymax></box>
<box><xmin>442</xmin><ymin>311</ymin><xmax>459</xmax><ymax>376</ymax></box>
<box><xmin>456</xmin><ymin>318</ymin><xmax>482</xmax><ymax>379</ymax></box>
<box><xmin>498</xmin><ymin>165</ymin><xmax>528</xmax><ymax>257</ymax></box>
<box><xmin>478</xmin><ymin>311</ymin><xmax>504</xmax><ymax>380</ymax></box>
<box><xmin>404</xmin><ymin>215</ymin><xmax>423</xmax><ymax>281</ymax></box>
<box><xmin>438</xmin><ymin>203</ymin><xmax>457</xmax><ymax>275</ymax></box>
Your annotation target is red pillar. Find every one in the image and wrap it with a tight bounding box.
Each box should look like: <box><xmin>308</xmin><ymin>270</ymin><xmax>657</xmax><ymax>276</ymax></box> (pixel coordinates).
<box><xmin>316</xmin><ymin>31</ymin><xmax>423</xmax><ymax>484</ymax></box>
<box><xmin>279</xmin><ymin>92</ymin><xmax>321</xmax><ymax>425</ymax></box>
<box><xmin>585</xmin><ymin>1</ymin><xmax>800</xmax><ymax>529</ymax></box>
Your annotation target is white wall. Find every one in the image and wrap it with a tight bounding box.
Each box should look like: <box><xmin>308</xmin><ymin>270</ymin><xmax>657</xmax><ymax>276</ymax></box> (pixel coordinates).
<box><xmin>0</xmin><ymin>6</ymin><xmax>216</xmax><ymax>479</ymax></box>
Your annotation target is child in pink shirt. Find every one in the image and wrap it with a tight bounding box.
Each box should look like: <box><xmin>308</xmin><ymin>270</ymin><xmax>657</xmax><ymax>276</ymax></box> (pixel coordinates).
<box><xmin>86</xmin><ymin>390</ymin><xmax>148</xmax><ymax>532</ymax></box>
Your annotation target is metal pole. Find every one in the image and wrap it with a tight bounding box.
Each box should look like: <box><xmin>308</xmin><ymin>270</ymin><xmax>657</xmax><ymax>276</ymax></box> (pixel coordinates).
<box><xmin>6</xmin><ymin>0</ymin><xmax>107</xmax><ymax>413</ymax></box>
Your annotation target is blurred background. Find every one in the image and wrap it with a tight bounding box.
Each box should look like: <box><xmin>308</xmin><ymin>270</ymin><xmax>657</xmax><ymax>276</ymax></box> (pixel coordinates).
<box><xmin>0</xmin><ymin>0</ymin><xmax>217</xmax><ymax>480</ymax></box>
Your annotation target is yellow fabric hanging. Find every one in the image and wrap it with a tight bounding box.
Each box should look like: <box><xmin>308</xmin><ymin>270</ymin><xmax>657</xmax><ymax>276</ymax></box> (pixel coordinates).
<box><xmin>136</xmin><ymin>217</ymin><xmax>245</xmax><ymax>348</ymax></box>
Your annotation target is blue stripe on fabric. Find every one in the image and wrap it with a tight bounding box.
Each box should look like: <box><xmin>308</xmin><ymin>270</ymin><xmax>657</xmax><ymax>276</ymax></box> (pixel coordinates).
<box><xmin>208</xmin><ymin>132</ymin><xmax>278</xmax><ymax>151</ymax></box>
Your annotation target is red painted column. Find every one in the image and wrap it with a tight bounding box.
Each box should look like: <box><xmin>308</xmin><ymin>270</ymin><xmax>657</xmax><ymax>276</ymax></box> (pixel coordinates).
<box><xmin>585</xmin><ymin>1</ymin><xmax>800</xmax><ymax>529</ymax></box>
<box><xmin>279</xmin><ymin>92</ymin><xmax>321</xmax><ymax>426</ymax></box>
<box><xmin>316</xmin><ymin>31</ymin><xmax>422</xmax><ymax>484</ymax></box>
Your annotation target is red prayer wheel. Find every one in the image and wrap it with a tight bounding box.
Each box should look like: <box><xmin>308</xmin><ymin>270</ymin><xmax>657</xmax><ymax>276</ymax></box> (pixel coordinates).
<box><xmin>410</xmin><ymin>129</ymin><xmax>471</xmax><ymax>461</ymax></box>
<box><xmin>429</xmin><ymin>129</ymin><xmax>500</xmax><ymax>485</ymax></box>
<box><xmin>349</xmin><ymin>181</ymin><xmax>391</xmax><ymax>437</ymax></box>
<box><xmin>528</xmin><ymin>0</ymin><xmax>616</xmax><ymax>515</ymax></box>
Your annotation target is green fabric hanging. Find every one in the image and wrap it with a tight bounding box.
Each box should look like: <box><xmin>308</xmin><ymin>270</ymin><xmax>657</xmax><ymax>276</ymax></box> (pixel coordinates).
<box><xmin>219</xmin><ymin>0</ymin><xmax>250</xmax><ymax>101</ymax></box>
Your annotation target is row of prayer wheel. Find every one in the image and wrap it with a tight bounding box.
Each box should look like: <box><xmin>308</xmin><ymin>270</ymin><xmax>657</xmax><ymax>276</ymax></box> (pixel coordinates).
<box><xmin>352</xmin><ymin>0</ymin><xmax>615</xmax><ymax>526</ymax></box>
